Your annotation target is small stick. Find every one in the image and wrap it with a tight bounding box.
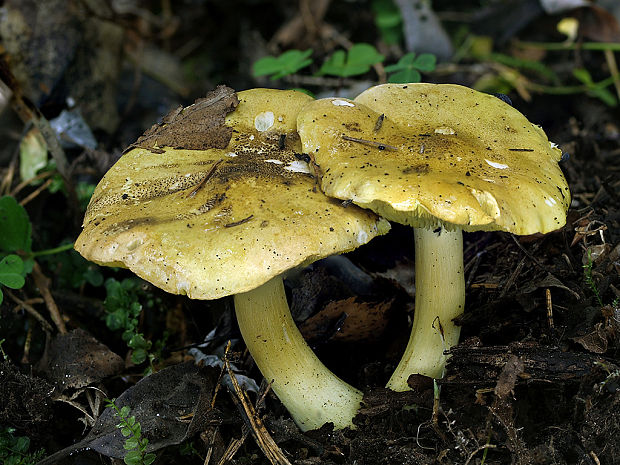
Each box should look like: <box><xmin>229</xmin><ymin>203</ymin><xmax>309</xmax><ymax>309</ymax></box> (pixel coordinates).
<box><xmin>188</xmin><ymin>159</ymin><xmax>223</xmax><ymax>198</ymax></box>
<box><xmin>19</xmin><ymin>178</ymin><xmax>54</xmax><ymax>207</ymax></box>
<box><xmin>500</xmin><ymin>255</ymin><xmax>526</xmax><ymax>298</ymax></box>
<box><xmin>373</xmin><ymin>114</ymin><xmax>385</xmax><ymax>132</ymax></box>
<box><xmin>546</xmin><ymin>288</ymin><xmax>554</xmax><ymax>331</ymax></box>
<box><xmin>224</xmin><ymin>215</ymin><xmax>253</xmax><ymax>228</ymax></box>
<box><xmin>32</xmin><ymin>261</ymin><xmax>67</xmax><ymax>333</ymax></box>
<box><xmin>10</xmin><ymin>170</ymin><xmax>55</xmax><ymax>197</ymax></box>
<box><xmin>224</xmin><ymin>349</ymin><xmax>292</xmax><ymax>465</ymax></box>
<box><xmin>7</xmin><ymin>290</ymin><xmax>53</xmax><ymax>333</ymax></box>
<box><xmin>341</xmin><ymin>135</ymin><xmax>398</xmax><ymax>151</ymax></box>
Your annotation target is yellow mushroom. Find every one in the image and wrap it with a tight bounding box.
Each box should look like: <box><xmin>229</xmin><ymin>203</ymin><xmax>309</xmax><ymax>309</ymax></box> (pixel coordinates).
<box><xmin>297</xmin><ymin>83</ymin><xmax>570</xmax><ymax>391</ymax></box>
<box><xmin>75</xmin><ymin>87</ymin><xmax>390</xmax><ymax>430</ymax></box>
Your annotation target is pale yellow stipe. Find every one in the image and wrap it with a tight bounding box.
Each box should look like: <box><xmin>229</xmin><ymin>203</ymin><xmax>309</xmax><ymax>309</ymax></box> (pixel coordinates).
<box><xmin>386</xmin><ymin>227</ymin><xmax>465</xmax><ymax>391</ymax></box>
<box><xmin>234</xmin><ymin>276</ymin><xmax>363</xmax><ymax>431</ymax></box>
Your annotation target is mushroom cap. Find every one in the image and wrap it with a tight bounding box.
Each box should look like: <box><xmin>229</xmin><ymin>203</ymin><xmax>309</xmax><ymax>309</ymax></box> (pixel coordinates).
<box><xmin>75</xmin><ymin>88</ymin><xmax>390</xmax><ymax>300</ymax></box>
<box><xmin>297</xmin><ymin>83</ymin><xmax>570</xmax><ymax>234</ymax></box>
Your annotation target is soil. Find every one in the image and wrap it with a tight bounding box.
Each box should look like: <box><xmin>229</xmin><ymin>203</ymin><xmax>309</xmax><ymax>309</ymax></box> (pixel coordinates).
<box><xmin>0</xmin><ymin>1</ymin><xmax>618</xmax><ymax>465</ymax></box>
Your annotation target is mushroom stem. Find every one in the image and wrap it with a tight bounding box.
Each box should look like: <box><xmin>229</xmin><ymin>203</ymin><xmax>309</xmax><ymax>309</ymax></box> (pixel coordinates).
<box><xmin>386</xmin><ymin>226</ymin><xmax>465</xmax><ymax>391</ymax></box>
<box><xmin>234</xmin><ymin>275</ymin><xmax>363</xmax><ymax>431</ymax></box>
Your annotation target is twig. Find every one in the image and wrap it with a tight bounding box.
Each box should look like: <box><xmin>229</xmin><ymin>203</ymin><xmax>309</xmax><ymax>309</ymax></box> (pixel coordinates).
<box><xmin>499</xmin><ymin>254</ymin><xmax>526</xmax><ymax>299</ymax></box>
<box><xmin>509</xmin><ymin>235</ymin><xmax>550</xmax><ymax>273</ymax></box>
<box><xmin>341</xmin><ymin>135</ymin><xmax>398</xmax><ymax>151</ymax></box>
<box><xmin>187</xmin><ymin>159</ymin><xmax>223</xmax><ymax>198</ymax></box>
<box><xmin>463</xmin><ymin>444</ymin><xmax>497</xmax><ymax>465</ymax></box>
<box><xmin>604</xmin><ymin>49</ymin><xmax>620</xmax><ymax>104</ymax></box>
<box><xmin>10</xmin><ymin>170</ymin><xmax>55</xmax><ymax>197</ymax></box>
<box><xmin>19</xmin><ymin>178</ymin><xmax>54</xmax><ymax>207</ymax></box>
<box><xmin>546</xmin><ymin>288</ymin><xmax>554</xmax><ymax>331</ymax></box>
<box><xmin>6</xmin><ymin>290</ymin><xmax>53</xmax><ymax>333</ymax></box>
<box><xmin>0</xmin><ymin>131</ymin><xmax>21</xmax><ymax>196</ymax></box>
<box><xmin>224</xmin><ymin>346</ymin><xmax>292</xmax><ymax>465</ymax></box>
<box><xmin>216</xmin><ymin>426</ymin><xmax>251</xmax><ymax>465</ymax></box>
<box><xmin>32</xmin><ymin>261</ymin><xmax>67</xmax><ymax>333</ymax></box>
<box><xmin>1</xmin><ymin>61</ymin><xmax>80</xmax><ymax>218</ymax></box>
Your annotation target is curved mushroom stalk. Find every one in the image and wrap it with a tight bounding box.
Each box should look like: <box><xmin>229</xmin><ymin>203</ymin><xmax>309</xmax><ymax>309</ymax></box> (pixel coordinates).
<box><xmin>386</xmin><ymin>227</ymin><xmax>465</xmax><ymax>391</ymax></box>
<box><xmin>234</xmin><ymin>276</ymin><xmax>363</xmax><ymax>431</ymax></box>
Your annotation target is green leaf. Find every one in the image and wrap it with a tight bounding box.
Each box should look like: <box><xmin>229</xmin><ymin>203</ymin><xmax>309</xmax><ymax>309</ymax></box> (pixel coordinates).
<box><xmin>384</xmin><ymin>53</ymin><xmax>415</xmax><ymax>72</ymax></box>
<box><xmin>144</xmin><ymin>453</ymin><xmax>157</xmax><ymax>465</ymax></box>
<box><xmin>123</xmin><ymin>450</ymin><xmax>142</xmax><ymax>465</ymax></box>
<box><xmin>128</xmin><ymin>333</ymin><xmax>149</xmax><ymax>350</ymax></box>
<box><xmin>124</xmin><ymin>436</ymin><xmax>139</xmax><ymax>450</ymax></box>
<box><xmin>252</xmin><ymin>49</ymin><xmax>313</xmax><ymax>80</ymax></box>
<box><xmin>573</xmin><ymin>68</ymin><xmax>593</xmax><ymax>85</ymax></box>
<box><xmin>0</xmin><ymin>196</ymin><xmax>32</xmax><ymax>253</ymax></box>
<box><xmin>385</xmin><ymin>53</ymin><xmax>436</xmax><ymax>83</ymax></box>
<box><xmin>120</xmin><ymin>406</ymin><xmax>131</xmax><ymax>418</ymax></box>
<box><xmin>372</xmin><ymin>0</ymin><xmax>403</xmax><ymax>45</ymax></box>
<box><xmin>121</xmin><ymin>427</ymin><xmax>132</xmax><ymax>437</ymax></box>
<box><xmin>388</xmin><ymin>68</ymin><xmax>422</xmax><ymax>84</ymax></box>
<box><xmin>0</xmin><ymin>255</ymin><xmax>26</xmax><ymax>289</ymax></box>
<box><xmin>588</xmin><ymin>86</ymin><xmax>617</xmax><ymax>107</ymax></box>
<box><xmin>573</xmin><ymin>68</ymin><xmax>618</xmax><ymax>106</ymax></box>
<box><xmin>14</xmin><ymin>435</ymin><xmax>30</xmax><ymax>453</ymax></box>
<box><xmin>319</xmin><ymin>44</ymin><xmax>385</xmax><ymax>77</ymax></box>
<box><xmin>413</xmin><ymin>53</ymin><xmax>436</xmax><ymax>72</ymax></box>
<box><xmin>385</xmin><ymin>53</ymin><xmax>437</xmax><ymax>84</ymax></box>
<box><xmin>131</xmin><ymin>348</ymin><xmax>148</xmax><ymax>365</ymax></box>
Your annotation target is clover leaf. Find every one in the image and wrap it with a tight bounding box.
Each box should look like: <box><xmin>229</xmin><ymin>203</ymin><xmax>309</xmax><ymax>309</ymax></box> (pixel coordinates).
<box><xmin>253</xmin><ymin>49</ymin><xmax>314</xmax><ymax>80</ymax></box>
<box><xmin>319</xmin><ymin>43</ymin><xmax>385</xmax><ymax>78</ymax></box>
<box><xmin>385</xmin><ymin>52</ymin><xmax>436</xmax><ymax>83</ymax></box>
<box><xmin>0</xmin><ymin>255</ymin><xmax>26</xmax><ymax>305</ymax></box>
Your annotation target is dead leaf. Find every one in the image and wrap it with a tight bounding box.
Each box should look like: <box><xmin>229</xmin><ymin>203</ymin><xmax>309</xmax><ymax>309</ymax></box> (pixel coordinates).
<box><xmin>577</xmin><ymin>4</ymin><xmax>620</xmax><ymax>43</ymax></box>
<box><xmin>521</xmin><ymin>272</ymin><xmax>581</xmax><ymax>299</ymax></box>
<box><xmin>299</xmin><ymin>297</ymin><xmax>394</xmax><ymax>343</ymax></box>
<box><xmin>37</xmin><ymin>362</ymin><xmax>220</xmax><ymax>465</ymax></box>
<box><xmin>572</xmin><ymin>322</ymin><xmax>609</xmax><ymax>354</ymax></box>
<box><xmin>494</xmin><ymin>354</ymin><xmax>524</xmax><ymax>399</ymax></box>
<box><xmin>127</xmin><ymin>85</ymin><xmax>239</xmax><ymax>153</ymax></box>
<box><xmin>37</xmin><ymin>328</ymin><xmax>124</xmax><ymax>394</ymax></box>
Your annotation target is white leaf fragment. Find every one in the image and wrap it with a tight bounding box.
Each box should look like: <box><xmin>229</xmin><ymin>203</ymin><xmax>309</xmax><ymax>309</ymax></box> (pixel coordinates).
<box><xmin>485</xmin><ymin>159</ymin><xmax>509</xmax><ymax>169</ymax></box>
<box><xmin>332</xmin><ymin>99</ymin><xmax>355</xmax><ymax>107</ymax></box>
<box><xmin>434</xmin><ymin>126</ymin><xmax>456</xmax><ymax>135</ymax></box>
<box><xmin>284</xmin><ymin>160</ymin><xmax>312</xmax><ymax>174</ymax></box>
<box><xmin>254</xmin><ymin>111</ymin><xmax>275</xmax><ymax>131</ymax></box>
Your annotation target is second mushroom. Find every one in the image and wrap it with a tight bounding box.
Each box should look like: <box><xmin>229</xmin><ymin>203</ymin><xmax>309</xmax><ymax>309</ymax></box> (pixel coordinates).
<box><xmin>297</xmin><ymin>83</ymin><xmax>570</xmax><ymax>391</ymax></box>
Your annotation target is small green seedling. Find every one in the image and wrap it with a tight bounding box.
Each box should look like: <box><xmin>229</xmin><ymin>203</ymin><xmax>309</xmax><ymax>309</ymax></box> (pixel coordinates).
<box><xmin>573</xmin><ymin>68</ymin><xmax>618</xmax><ymax>107</ymax></box>
<box><xmin>104</xmin><ymin>278</ymin><xmax>153</xmax><ymax>365</ymax></box>
<box><xmin>583</xmin><ymin>250</ymin><xmax>604</xmax><ymax>307</ymax></box>
<box><xmin>0</xmin><ymin>427</ymin><xmax>45</xmax><ymax>465</ymax></box>
<box><xmin>105</xmin><ymin>399</ymin><xmax>156</xmax><ymax>465</ymax></box>
<box><xmin>319</xmin><ymin>43</ymin><xmax>385</xmax><ymax>78</ymax></box>
<box><xmin>252</xmin><ymin>49</ymin><xmax>314</xmax><ymax>80</ymax></box>
<box><xmin>385</xmin><ymin>52</ymin><xmax>436</xmax><ymax>83</ymax></box>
